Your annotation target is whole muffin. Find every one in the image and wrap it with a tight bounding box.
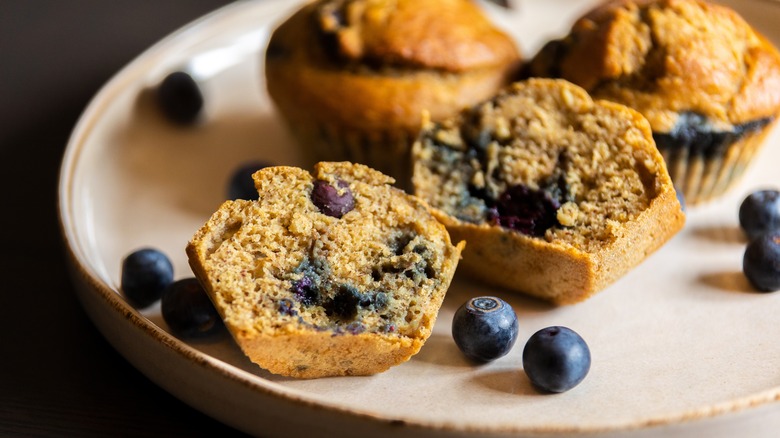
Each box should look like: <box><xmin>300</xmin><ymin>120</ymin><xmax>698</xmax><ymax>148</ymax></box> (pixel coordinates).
<box><xmin>412</xmin><ymin>79</ymin><xmax>685</xmax><ymax>304</ymax></box>
<box><xmin>187</xmin><ymin>162</ymin><xmax>464</xmax><ymax>378</ymax></box>
<box><xmin>265</xmin><ymin>0</ymin><xmax>521</xmax><ymax>188</ymax></box>
<box><xmin>526</xmin><ymin>0</ymin><xmax>780</xmax><ymax>205</ymax></box>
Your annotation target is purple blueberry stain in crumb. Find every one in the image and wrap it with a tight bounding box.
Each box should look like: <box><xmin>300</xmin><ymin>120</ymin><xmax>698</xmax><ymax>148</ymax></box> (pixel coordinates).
<box><xmin>291</xmin><ymin>276</ymin><xmax>321</xmax><ymax>306</ymax></box>
<box><xmin>311</xmin><ymin>179</ymin><xmax>355</xmax><ymax>218</ymax></box>
<box><xmin>324</xmin><ymin>284</ymin><xmax>361</xmax><ymax>321</ymax></box>
<box><xmin>487</xmin><ymin>184</ymin><xmax>561</xmax><ymax>237</ymax></box>
<box><xmin>278</xmin><ymin>298</ymin><xmax>297</xmax><ymax>316</ymax></box>
<box><xmin>345</xmin><ymin>321</ymin><xmax>366</xmax><ymax>335</ymax></box>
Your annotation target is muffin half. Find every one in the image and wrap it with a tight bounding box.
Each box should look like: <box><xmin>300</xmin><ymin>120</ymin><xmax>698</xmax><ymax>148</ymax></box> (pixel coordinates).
<box><xmin>412</xmin><ymin>79</ymin><xmax>685</xmax><ymax>304</ymax></box>
<box><xmin>187</xmin><ymin>162</ymin><xmax>463</xmax><ymax>378</ymax></box>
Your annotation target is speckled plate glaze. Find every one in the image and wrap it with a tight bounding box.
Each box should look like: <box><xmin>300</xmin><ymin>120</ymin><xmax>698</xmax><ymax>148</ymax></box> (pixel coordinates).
<box><xmin>59</xmin><ymin>0</ymin><xmax>780</xmax><ymax>436</ymax></box>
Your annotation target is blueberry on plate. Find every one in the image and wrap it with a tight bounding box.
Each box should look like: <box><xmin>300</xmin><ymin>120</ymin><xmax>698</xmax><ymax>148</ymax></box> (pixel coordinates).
<box><xmin>739</xmin><ymin>189</ymin><xmax>780</xmax><ymax>240</ymax></box>
<box><xmin>227</xmin><ymin>161</ymin><xmax>272</xmax><ymax>200</ymax></box>
<box><xmin>156</xmin><ymin>71</ymin><xmax>203</xmax><ymax>125</ymax></box>
<box><xmin>523</xmin><ymin>326</ymin><xmax>591</xmax><ymax>393</ymax></box>
<box><xmin>161</xmin><ymin>277</ymin><xmax>223</xmax><ymax>338</ymax></box>
<box><xmin>451</xmin><ymin>296</ymin><xmax>519</xmax><ymax>362</ymax></box>
<box><xmin>311</xmin><ymin>179</ymin><xmax>355</xmax><ymax>218</ymax></box>
<box><xmin>121</xmin><ymin>248</ymin><xmax>174</xmax><ymax>308</ymax></box>
<box><xmin>675</xmin><ymin>186</ymin><xmax>686</xmax><ymax>213</ymax></box>
<box><xmin>743</xmin><ymin>233</ymin><xmax>780</xmax><ymax>292</ymax></box>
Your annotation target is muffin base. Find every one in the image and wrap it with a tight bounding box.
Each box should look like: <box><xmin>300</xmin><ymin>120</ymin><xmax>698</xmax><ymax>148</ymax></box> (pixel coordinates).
<box><xmin>284</xmin><ymin>120</ymin><xmax>416</xmax><ymax>191</ymax></box>
<box><xmin>657</xmin><ymin>120</ymin><xmax>777</xmax><ymax>205</ymax></box>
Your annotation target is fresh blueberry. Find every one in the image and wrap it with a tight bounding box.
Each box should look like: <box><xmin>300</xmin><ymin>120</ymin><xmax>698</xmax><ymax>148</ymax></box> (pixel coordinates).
<box><xmin>743</xmin><ymin>233</ymin><xmax>780</xmax><ymax>292</ymax></box>
<box><xmin>522</xmin><ymin>326</ymin><xmax>591</xmax><ymax>393</ymax></box>
<box><xmin>161</xmin><ymin>278</ymin><xmax>223</xmax><ymax>338</ymax></box>
<box><xmin>452</xmin><ymin>296</ymin><xmax>519</xmax><ymax>363</ymax></box>
<box><xmin>739</xmin><ymin>189</ymin><xmax>780</xmax><ymax>240</ymax></box>
<box><xmin>311</xmin><ymin>179</ymin><xmax>355</xmax><ymax>218</ymax></box>
<box><xmin>675</xmin><ymin>186</ymin><xmax>686</xmax><ymax>213</ymax></box>
<box><xmin>121</xmin><ymin>248</ymin><xmax>174</xmax><ymax>308</ymax></box>
<box><xmin>156</xmin><ymin>71</ymin><xmax>203</xmax><ymax>125</ymax></box>
<box><xmin>227</xmin><ymin>161</ymin><xmax>272</xmax><ymax>200</ymax></box>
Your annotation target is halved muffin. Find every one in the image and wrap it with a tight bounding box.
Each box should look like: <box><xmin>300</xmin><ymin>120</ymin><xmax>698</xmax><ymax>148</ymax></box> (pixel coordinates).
<box><xmin>187</xmin><ymin>162</ymin><xmax>463</xmax><ymax>378</ymax></box>
<box><xmin>412</xmin><ymin>79</ymin><xmax>685</xmax><ymax>304</ymax></box>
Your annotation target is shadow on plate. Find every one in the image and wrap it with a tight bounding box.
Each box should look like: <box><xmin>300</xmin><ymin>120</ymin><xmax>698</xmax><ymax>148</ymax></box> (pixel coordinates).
<box><xmin>698</xmin><ymin>270</ymin><xmax>755</xmax><ymax>294</ymax></box>
<box><xmin>689</xmin><ymin>224</ymin><xmax>747</xmax><ymax>245</ymax></box>
<box><xmin>411</xmin><ymin>333</ymin><xmax>473</xmax><ymax>369</ymax></box>
<box><xmin>471</xmin><ymin>368</ymin><xmax>539</xmax><ymax>396</ymax></box>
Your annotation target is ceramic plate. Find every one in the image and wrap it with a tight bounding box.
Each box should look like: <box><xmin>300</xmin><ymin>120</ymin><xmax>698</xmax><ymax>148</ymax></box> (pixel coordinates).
<box><xmin>59</xmin><ymin>0</ymin><xmax>780</xmax><ymax>436</ymax></box>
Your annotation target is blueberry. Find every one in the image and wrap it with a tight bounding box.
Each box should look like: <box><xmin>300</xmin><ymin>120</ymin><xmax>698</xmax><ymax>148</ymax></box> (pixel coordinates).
<box><xmin>522</xmin><ymin>326</ymin><xmax>591</xmax><ymax>393</ymax></box>
<box><xmin>487</xmin><ymin>184</ymin><xmax>561</xmax><ymax>237</ymax></box>
<box><xmin>161</xmin><ymin>278</ymin><xmax>223</xmax><ymax>338</ymax></box>
<box><xmin>121</xmin><ymin>248</ymin><xmax>174</xmax><ymax>308</ymax></box>
<box><xmin>743</xmin><ymin>233</ymin><xmax>780</xmax><ymax>292</ymax></box>
<box><xmin>278</xmin><ymin>298</ymin><xmax>297</xmax><ymax>316</ymax></box>
<box><xmin>324</xmin><ymin>284</ymin><xmax>361</xmax><ymax>321</ymax></box>
<box><xmin>675</xmin><ymin>186</ymin><xmax>686</xmax><ymax>213</ymax></box>
<box><xmin>156</xmin><ymin>71</ymin><xmax>203</xmax><ymax>125</ymax></box>
<box><xmin>345</xmin><ymin>321</ymin><xmax>366</xmax><ymax>335</ymax></box>
<box><xmin>311</xmin><ymin>179</ymin><xmax>355</xmax><ymax>218</ymax></box>
<box><xmin>739</xmin><ymin>189</ymin><xmax>780</xmax><ymax>240</ymax></box>
<box><xmin>227</xmin><ymin>161</ymin><xmax>272</xmax><ymax>200</ymax></box>
<box><xmin>291</xmin><ymin>276</ymin><xmax>321</xmax><ymax>306</ymax></box>
<box><xmin>452</xmin><ymin>296</ymin><xmax>519</xmax><ymax>363</ymax></box>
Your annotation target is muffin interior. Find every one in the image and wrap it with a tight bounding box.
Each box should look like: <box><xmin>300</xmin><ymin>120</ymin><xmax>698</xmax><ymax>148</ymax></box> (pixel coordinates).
<box><xmin>191</xmin><ymin>163</ymin><xmax>459</xmax><ymax>338</ymax></box>
<box><xmin>413</xmin><ymin>79</ymin><xmax>669</xmax><ymax>252</ymax></box>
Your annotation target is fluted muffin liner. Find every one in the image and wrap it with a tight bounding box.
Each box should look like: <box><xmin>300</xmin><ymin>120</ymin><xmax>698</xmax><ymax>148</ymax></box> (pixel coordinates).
<box><xmin>657</xmin><ymin>121</ymin><xmax>776</xmax><ymax>205</ymax></box>
<box><xmin>284</xmin><ymin>119</ymin><xmax>417</xmax><ymax>191</ymax></box>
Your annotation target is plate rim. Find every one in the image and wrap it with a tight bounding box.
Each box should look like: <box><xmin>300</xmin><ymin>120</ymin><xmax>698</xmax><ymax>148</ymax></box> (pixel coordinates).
<box><xmin>56</xmin><ymin>0</ymin><xmax>780</xmax><ymax>435</ymax></box>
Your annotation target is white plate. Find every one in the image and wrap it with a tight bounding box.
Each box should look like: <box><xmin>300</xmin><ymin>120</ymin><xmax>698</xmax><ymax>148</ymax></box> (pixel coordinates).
<box><xmin>59</xmin><ymin>0</ymin><xmax>780</xmax><ymax>436</ymax></box>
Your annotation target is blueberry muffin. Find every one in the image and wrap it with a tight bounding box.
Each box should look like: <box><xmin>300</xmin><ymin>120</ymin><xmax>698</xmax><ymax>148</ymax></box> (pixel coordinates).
<box><xmin>265</xmin><ymin>0</ymin><xmax>521</xmax><ymax>188</ymax></box>
<box><xmin>412</xmin><ymin>79</ymin><xmax>685</xmax><ymax>304</ymax></box>
<box><xmin>525</xmin><ymin>0</ymin><xmax>780</xmax><ymax>205</ymax></box>
<box><xmin>186</xmin><ymin>162</ymin><xmax>464</xmax><ymax>378</ymax></box>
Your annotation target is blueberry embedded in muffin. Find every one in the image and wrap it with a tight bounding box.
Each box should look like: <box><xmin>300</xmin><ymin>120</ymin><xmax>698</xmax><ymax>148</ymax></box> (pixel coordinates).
<box><xmin>186</xmin><ymin>162</ymin><xmax>464</xmax><ymax>378</ymax></box>
<box><xmin>525</xmin><ymin>0</ymin><xmax>780</xmax><ymax>205</ymax></box>
<box><xmin>412</xmin><ymin>78</ymin><xmax>685</xmax><ymax>304</ymax></box>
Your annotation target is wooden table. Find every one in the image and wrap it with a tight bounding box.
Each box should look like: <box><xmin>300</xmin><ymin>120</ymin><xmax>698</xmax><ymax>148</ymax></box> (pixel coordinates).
<box><xmin>0</xmin><ymin>1</ymin><xmax>249</xmax><ymax>435</ymax></box>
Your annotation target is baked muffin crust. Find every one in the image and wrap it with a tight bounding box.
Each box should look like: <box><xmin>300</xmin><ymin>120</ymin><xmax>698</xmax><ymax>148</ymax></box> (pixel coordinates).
<box><xmin>527</xmin><ymin>0</ymin><xmax>780</xmax><ymax>131</ymax></box>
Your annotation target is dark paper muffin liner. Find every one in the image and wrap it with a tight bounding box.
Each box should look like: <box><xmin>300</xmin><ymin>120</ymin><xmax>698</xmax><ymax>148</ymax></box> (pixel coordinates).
<box><xmin>655</xmin><ymin>119</ymin><xmax>776</xmax><ymax>205</ymax></box>
<box><xmin>284</xmin><ymin>120</ymin><xmax>417</xmax><ymax>191</ymax></box>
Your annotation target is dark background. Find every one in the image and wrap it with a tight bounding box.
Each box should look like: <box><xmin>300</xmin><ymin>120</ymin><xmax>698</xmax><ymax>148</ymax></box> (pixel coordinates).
<box><xmin>0</xmin><ymin>2</ymin><xmax>250</xmax><ymax>436</ymax></box>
